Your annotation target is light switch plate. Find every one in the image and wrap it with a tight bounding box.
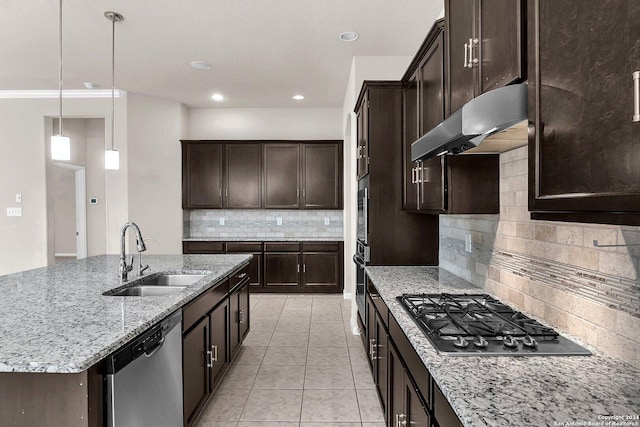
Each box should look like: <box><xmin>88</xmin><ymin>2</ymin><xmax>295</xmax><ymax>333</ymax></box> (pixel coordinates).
<box><xmin>15</xmin><ymin>194</ymin><xmax>22</xmax><ymax>203</ymax></box>
<box><xmin>324</xmin><ymin>217</ymin><xmax>330</xmax><ymax>225</ymax></box>
<box><xmin>7</xmin><ymin>207</ymin><xmax>22</xmax><ymax>217</ymax></box>
<box><xmin>219</xmin><ymin>218</ymin><xmax>225</xmax><ymax>226</ymax></box>
<box><xmin>277</xmin><ymin>217</ymin><xmax>282</xmax><ymax>226</ymax></box>
<box><xmin>464</xmin><ymin>234</ymin><xmax>472</xmax><ymax>253</ymax></box>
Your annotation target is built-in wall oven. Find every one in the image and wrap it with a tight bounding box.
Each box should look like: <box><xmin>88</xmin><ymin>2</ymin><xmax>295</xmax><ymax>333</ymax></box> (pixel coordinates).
<box><xmin>354</xmin><ymin>176</ymin><xmax>370</xmax><ymax>321</ymax></box>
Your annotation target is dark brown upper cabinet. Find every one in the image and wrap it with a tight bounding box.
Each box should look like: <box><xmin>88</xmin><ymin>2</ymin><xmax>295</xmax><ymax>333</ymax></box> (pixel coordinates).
<box><xmin>182</xmin><ymin>143</ymin><xmax>223</xmax><ymax>209</ymax></box>
<box><xmin>182</xmin><ymin>140</ymin><xmax>343</xmax><ymax>210</ymax></box>
<box><xmin>402</xmin><ymin>70</ymin><xmax>419</xmax><ymax>211</ymax></box>
<box><xmin>225</xmin><ymin>144</ymin><xmax>261</xmax><ymax>208</ymax></box>
<box><xmin>356</xmin><ymin>91</ymin><xmax>370</xmax><ymax>180</ymax></box>
<box><xmin>445</xmin><ymin>0</ymin><xmax>526</xmax><ymax>114</ymax></box>
<box><xmin>528</xmin><ymin>0</ymin><xmax>640</xmax><ymax>225</ymax></box>
<box><xmin>263</xmin><ymin>143</ymin><xmax>301</xmax><ymax>208</ymax></box>
<box><xmin>302</xmin><ymin>143</ymin><xmax>343</xmax><ymax>209</ymax></box>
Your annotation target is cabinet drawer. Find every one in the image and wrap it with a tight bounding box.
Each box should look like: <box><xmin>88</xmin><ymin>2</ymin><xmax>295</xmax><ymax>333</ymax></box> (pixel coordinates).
<box><xmin>434</xmin><ymin>384</ymin><xmax>463</xmax><ymax>427</ymax></box>
<box><xmin>264</xmin><ymin>242</ymin><xmax>300</xmax><ymax>252</ymax></box>
<box><xmin>229</xmin><ymin>264</ymin><xmax>251</xmax><ymax>291</ymax></box>
<box><xmin>183</xmin><ymin>241</ymin><xmax>224</xmax><ymax>254</ymax></box>
<box><xmin>183</xmin><ymin>279</ymin><xmax>228</xmax><ymax>332</ymax></box>
<box><xmin>301</xmin><ymin>242</ymin><xmax>341</xmax><ymax>252</ymax></box>
<box><xmin>226</xmin><ymin>242</ymin><xmax>263</xmax><ymax>252</ymax></box>
<box><xmin>366</xmin><ymin>280</ymin><xmax>388</xmax><ymax>329</ymax></box>
<box><xmin>389</xmin><ymin>314</ymin><xmax>431</xmax><ymax>409</ymax></box>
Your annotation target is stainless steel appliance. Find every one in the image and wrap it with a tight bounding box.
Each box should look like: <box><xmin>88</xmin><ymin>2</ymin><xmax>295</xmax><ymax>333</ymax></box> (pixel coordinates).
<box><xmin>354</xmin><ymin>177</ymin><xmax>370</xmax><ymax>320</ymax></box>
<box><xmin>398</xmin><ymin>293</ymin><xmax>591</xmax><ymax>356</ymax></box>
<box><xmin>105</xmin><ymin>310</ymin><xmax>183</xmax><ymax>427</ymax></box>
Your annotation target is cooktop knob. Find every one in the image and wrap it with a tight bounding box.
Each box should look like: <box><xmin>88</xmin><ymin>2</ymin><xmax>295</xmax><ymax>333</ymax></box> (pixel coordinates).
<box><xmin>522</xmin><ymin>335</ymin><xmax>538</xmax><ymax>348</ymax></box>
<box><xmin>453</xmin><ymin>336</ymin><xmax>469</xmax><ymax>348</ymax></box>
<box><xmin>502</xmin><ymin>335</ymin><xmax>518</xmax><ymax>348</ymax></box>
<box><xmin>473</xmin><ymin>336</ymin><xmax>488</xmax><ymax>348</ymax></box>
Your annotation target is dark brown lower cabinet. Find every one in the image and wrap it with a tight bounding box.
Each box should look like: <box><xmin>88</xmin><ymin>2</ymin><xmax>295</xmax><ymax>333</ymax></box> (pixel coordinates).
<box><xmin>389</xmin><ymin>342</ymin><xmax>431</xmax><ymax>427</ymax></box>
<box><xmin>264</xmin><ymin>252</ymin><xmax>300</xmax><ymax>288</ymax></box>
<box><xmin>366</xmin><ymin>292</ymin><xmax>389</xmax><ymax>417</ymax></box>
<box><xmin>230</xmin><ymin>278</ymin><xmax>250</xmax><ymax>359</ymax></box>
<box><xmin>209</xmin><ymin>300</ymin><xmax>229</xmax><ymax>389</ymax></box>
<box><xmin>183</xmin><ymin>317</ymin><xmax>210</xmax><ymax>427</ymax></box>
<box><xmin>225</xmin><ymin>242</ymin><xmax>263</xmax><ymax>289</ymax></box>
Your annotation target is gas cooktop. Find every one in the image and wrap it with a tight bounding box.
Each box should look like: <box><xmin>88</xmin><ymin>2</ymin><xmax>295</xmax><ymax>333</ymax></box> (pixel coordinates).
<box><xmin>397</xmin><ymin>293</ymin><xmax>591</xmax><ymax>356</ymax></box>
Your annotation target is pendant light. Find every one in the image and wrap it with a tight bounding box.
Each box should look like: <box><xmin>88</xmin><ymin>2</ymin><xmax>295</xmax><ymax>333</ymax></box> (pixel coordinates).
<box><xmin>51</xmin><ymin>0</ymin><xmax>70</xmax><ymax>161</ymax></box>
<box><xmin>104</xmin><ymin>11</ymin><xmax>123</xmax><ymax>170</ymax></box>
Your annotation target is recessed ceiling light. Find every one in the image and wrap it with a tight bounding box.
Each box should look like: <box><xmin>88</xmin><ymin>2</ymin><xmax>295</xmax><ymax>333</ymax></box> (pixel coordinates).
<box><xmin>190</xmin><ymin>60</ymin><xmax>212</xmax><ymax>70</ymax></box>
<box><xmin>339</xmin><ymin>31</ymin><xmax>359</xmax><ymax>42</ymax></box>
<box><xmin>211</xmin><ymin>93</ymin><xmax>225</xmax><ymax>101</ymax></box>
<box><xmin>83</xmin><ymin>82</ymin><xmax>97</xmax><ymax>89</ymax></box>
<box><xmin>292</xmin><ymin>94</ymin><xmax>304</xmax><ymax>100</ymax></box>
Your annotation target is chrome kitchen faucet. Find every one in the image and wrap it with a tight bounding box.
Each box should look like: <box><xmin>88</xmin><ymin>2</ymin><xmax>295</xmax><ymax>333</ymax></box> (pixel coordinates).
<box><xmin>119</xmin><ymin>222</ymin><xmax>147</xmax><ymax>282</ymax></box>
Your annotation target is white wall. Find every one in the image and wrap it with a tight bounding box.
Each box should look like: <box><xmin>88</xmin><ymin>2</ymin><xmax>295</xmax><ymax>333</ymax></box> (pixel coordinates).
<box><xmin>188</xmin><ymin>108</ymin><xmax>342</xmax><ymax>140</ymax></box>
<box><xmin>127</xmin><ymin>93</ymin><xmax>185</xmax><ymax>254</ymax></box>
<box><xmin>0</xmin><ymin>96</ymin><xmax>127</xmax><ymax>275</ymax></box>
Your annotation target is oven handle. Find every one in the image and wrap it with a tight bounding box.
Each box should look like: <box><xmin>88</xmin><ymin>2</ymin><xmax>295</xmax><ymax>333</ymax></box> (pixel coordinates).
<box><xmin>353</xmin><ymin>254</ymin><xmax>365</xmax><ymax>267</ymax></box>
<box><xmin>362</xmin><ymin>188</ymin><xmax>369</xmax><ymax>244</ymax></box>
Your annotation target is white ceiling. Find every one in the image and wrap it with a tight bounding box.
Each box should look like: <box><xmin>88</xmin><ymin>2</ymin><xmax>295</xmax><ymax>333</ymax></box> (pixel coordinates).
<box><xmin>0</xmin><ymin>0</ymin><xmax>443</xmax><ymax>108</ymax></box>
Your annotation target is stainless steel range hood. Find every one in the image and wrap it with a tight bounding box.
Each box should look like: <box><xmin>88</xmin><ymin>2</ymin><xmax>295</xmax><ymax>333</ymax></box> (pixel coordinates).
<box><xmin>411</xmin><ymin>83</ymin><xmax>528</xmax><ymax>162</ymax></box>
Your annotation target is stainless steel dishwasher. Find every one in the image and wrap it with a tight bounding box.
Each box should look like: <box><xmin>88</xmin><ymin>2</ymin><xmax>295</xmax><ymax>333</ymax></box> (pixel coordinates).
<box><xmin>105</xmin><ymin>310</ymin><xmax>183</xmax><ymax>427</ymax></box>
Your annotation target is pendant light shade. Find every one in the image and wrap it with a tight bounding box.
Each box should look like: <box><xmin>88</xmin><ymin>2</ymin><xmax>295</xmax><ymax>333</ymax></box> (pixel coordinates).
<box><xmin>104</xmin><ymin>11</ymin><xmax>123</xmax><ymax>170</ymax></box>
<box><xmin>51</xmin><ymin>0</ymin><xmax>70</xmax><ymax>161</ymax></box>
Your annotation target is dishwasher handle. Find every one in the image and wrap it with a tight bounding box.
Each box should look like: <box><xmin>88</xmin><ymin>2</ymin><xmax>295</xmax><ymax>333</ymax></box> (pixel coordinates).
<box><xmin>144</xmin><ymin>336</ymin><xmax>166</xmax><ymax>358</ymax></box>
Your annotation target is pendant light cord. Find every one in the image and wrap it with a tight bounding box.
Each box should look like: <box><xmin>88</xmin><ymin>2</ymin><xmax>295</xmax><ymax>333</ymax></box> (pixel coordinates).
<box><xmin>110</xmin><ymin>14</ymin><xmax>115</xmax><ymax>151</ymax></box>
<box><xmin>58</xmin><ymin>0</ymin><xmax>63</xmax><ymax>136</ymax></box>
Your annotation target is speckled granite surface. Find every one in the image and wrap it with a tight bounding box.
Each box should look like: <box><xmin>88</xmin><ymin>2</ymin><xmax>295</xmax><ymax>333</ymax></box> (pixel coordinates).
<box><xmin>365</xmin><ymin>266</ymin><xmax>640</xmax><ymax>427</ymax></box>
<box><xmin>183</xmin><ymin>237</ymin><xmax>344</xmax><ymax>242</ymax></box>
<box><xmin>0</xmin><ymin>254</ymin><xmax>250</xmax><ymax>374</ymax></box>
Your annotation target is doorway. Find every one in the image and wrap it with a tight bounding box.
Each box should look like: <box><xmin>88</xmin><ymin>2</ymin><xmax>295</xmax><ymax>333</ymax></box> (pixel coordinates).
<box><xmin>53</xmin><ymin>163</ymin><xmax>87</xmax><ymax>262</ymax></box>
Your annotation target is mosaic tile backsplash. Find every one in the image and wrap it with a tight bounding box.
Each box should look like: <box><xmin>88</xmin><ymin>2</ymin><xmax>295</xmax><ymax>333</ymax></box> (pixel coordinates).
<box><xmin>439</xmin><ymin>146</ymin><xmax>640</xmax><ymax>368</ymax></box>
<box><xmin>184</xmin><ymin>209</ymin><xmax>343</xmax><ymax>240</ymax></box>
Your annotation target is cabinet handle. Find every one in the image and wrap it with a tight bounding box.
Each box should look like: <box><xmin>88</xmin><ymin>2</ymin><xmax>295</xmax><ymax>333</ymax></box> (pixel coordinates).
<box><xmin>206</xmin><ymin>350</ymin><xmax>213</xmax><ymax>368</ymax></box>
<box><xmin>297</xmin><ymin>264</ymin><xmax>300</xmax><ymax>273</ymax></box>
<box><xmin>303</xmin><ymin>264</ymin><xmax>306</xmax><ymax>273</ymax></box>
<box><xmin>369</xmin><ymin>338</ymin><xmax>377</xmax><ymax>358</ymax></box>
<box><xmin>398</xmin><ymin>413</ymin><xmax>407</xmax><ymax>426</ymax></box>
<box><xmin>470</xmin><ymin>38</ymin><xmax>479</xmax><ymax>66</ymax></box>
<box><xmin>211</xmin><ymin>345</ymin><xmax>218</xmax><ymax>362</ymax></box>
<box><xmin>225</xmin><ymin>188</ymin><xmax>228</xmax><ymax>198</ymax></box>
<box><xmin>297</xmin><ymin>188</ymin><xmax>300</xmax><ymax>198</ymax></box>
<box><xmin>239</xmin><ymin>309</ymin><xmax>245</xmax><ymax>324</ymax></box>
<box><xmin>238</xmin><ymin>272</ymin><xmax>247</xmax><ymax>279</ymax></box>
<box><xmin>219</xmin><ymin>188</ymin><xmax>222</xmax><ymax>198</ymax></box>
<box><xmin>463</xmin><ymin>42</ymin><xmax>469</xmax><ymax>68</ymax></box>
<box><xmin>411</xmin><ymin>167</ymin><xmax>416</xmax><ymax>184</ymax></box>
<box><xmin>633</xmin><ymin>71</ymin><xmax>640</xmax><ymax>122</ymax></box>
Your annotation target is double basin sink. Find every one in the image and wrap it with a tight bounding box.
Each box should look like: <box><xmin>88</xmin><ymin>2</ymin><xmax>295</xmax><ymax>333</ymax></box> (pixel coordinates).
<box><xmin>103</xmin><ymin>273</ymin><xmax>207</xmax><ymax>297</ymax></box>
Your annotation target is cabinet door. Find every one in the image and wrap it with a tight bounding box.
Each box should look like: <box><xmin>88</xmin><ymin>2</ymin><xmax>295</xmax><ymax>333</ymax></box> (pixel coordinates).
<box><xmin>229</xmin><ymin>290</ymin><xmax>241</xmax><ymax>359</ymax></box>
<box><xmin>302</xmin><ymin>143</ymin><xmax>342</xmax><ymax>209</ymax></box>
<box><xmin>183</xmin><ymin>318</ymin><xmax>209</xmax><ymax>427</ymax></box>
<box><xmin>356</xmin><ymin>93</ymin><xmax>369</xmax><ymax>180</ymax></box>
<box><xmin>418</xmin><ymin>156</ymin><xmax>446</xmax><ymax>212</ymax></box>
<box><xmin>529</xmin><ymin>0</ymin><xmax>640</xmax><ymax>219</ymax></box>
<box><xmin>478</xmin><ymin>0</ymin><xmax>524</xmax><ymax>94</ymax></box>
<box><xmin>365</xmin><ymin>295</ymin><xmax>376</xmax><ymax>368</ymax></box>
<box><xmin>247</xmin><ymin>253</ymin><xmax>262</xmax><ymax>288</ymax></box>
<box><xmin>225</xmin><ymin>144</ymin><xmax>262</xmax><ymax>208</ymax></box>
<box><xmin>388</xmin><ymin>342</ymin><xmax>405</xmax><ymax>427</ymax></box>
<box><xmin>263</xmin><ymin>144</ymin><xmax>300</xmax><ymax>208</ymax></box>
<box><xmin>375</xmin><ymin>312</ymin><xmax>388</xmax><ymax>417</ymax></box>
<box><xmin>182</xmin><ymin>143</ymin><xmax>222</xmax><ymax>209</ymax></box>
<box><xmin>301</xmin><ymin>252</ymin><xmax>340</xmax><ymax>292</ymax></box>
<box><xmin>402</xmin><ymin>72</ymin><xmax>419</xmax><ymax>210</ymax></box>
<box><xmin>239</xmin><ymin>281</ymin><xmax>250</xmax><ymax>341</ymax></box>
<box><xmin>406</xmin><ymin>374</ymin><xmax>431</xmax><ymax>427</ymax></box>
<box><xmin>419</xmin><ymin>29</ymin><xmax>446</xmax><ymax>135</ymax></box>
<box><xmin>445</xmin><ymin>0</ymin><xmax>476</xmax><ymax>114</ymax></box>
<box><xmin>264</xmin><ymin>253</ymin><xmax>300</xmax><ymax>288</ymax></box>
<box><xmin>209</xmin><ymin>300</ymin><xmax>229</xmax><ymax>390</ymax></box>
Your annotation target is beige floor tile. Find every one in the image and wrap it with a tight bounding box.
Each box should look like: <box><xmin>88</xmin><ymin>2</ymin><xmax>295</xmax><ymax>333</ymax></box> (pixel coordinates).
<box><xmin>276</xmin><ymin>318</ymin><xmax>311</xmax><ymax>333</ymax></box>
<box><xmin>218</xmin><ymin>364</ymin><xmax>260</xmax><ymax>390</ymax></box>
<box><xmin>351</xmin><ymin>365</ymin><xmax>375</xmax><ymax>390</ymax></box>
<box><xmin>304</xmin><ymin>365</ymin><xmax>355</xmax><ymax>390</ymax></box>
<box><xmin>251</xmin><ymin>318</ymin><xmax>278</xmax><ymax>332</ymax></box>
<box><xmin>199</xmin><ymin>388</ymin><xmax>250</xmax><ymax>422</ymax></box>
<box><xmin>306</xmin><ymin>346</ymin><xmax>350</xmax><ymax>366</ymax></box>
<box><xmin>262</xmin><ymin>346</ymin><xmax>308</xmax><ymax>366</ymax></box>
<box><xmin>251</xmin><ymin>308</ymin><xmax>282</xmax><ymax>321</ymax></box>
<box><xmin>240</xmin><ymin>389</ymin><xmax>303</xmax><ymax>422</ymax></box>
<box><xmin>283</xmin><ymin>297</ymin><xmax>313</xmax><ymax>310</ymax></box>
<box><xmin>197</xmin><ymin>421</ymin><xmax>238</xmax><ymax>427</ymax></box>
<box><xmin>270</xmin><ymin>331</ymin><xmax>310</xmax><ymax>346</ymax></box>
<box><xmin>233</xmin><ymin>345</ymin><xmax>267</xmax><ymax>365</ymax></box>
<box><xmin>301</xmin><ymin>389</ymin><xmax>361</xmax><ymax>422</ymax></box>
<box><xmin>311</xmin><ymin>307</ymin><xmax>343</xmax><ymax>322</ymax></box>
<box><xmin>361</xmin><ymin>423</ymin><xmax>386</xmax><ymax>427</ymax></box>
<box><xmin>253</xmin><ymin>364</ymin><xmax>306</xmax><ymax>389</ymax></box>
<box><xmin>237</xmin><ymin>422</ymin><xmax>298</xmax><ymax>427</ymax></box>
<box><xmin>309</xmin><ymin>329</ymin><xmax>347</xmax><ymax>347</ymax></box>
<box><xmin>356</xmin><ymin>389</ymin><xmax>385</xmax><ymax>423</ymax></box>
<box><xmin>345</xmin><ymin>331</ymin><xmax>364</xmax><ymax>348</ymax></box>
<box><xmin>309</xmin><ymin>321</ymin><xmax>346</xmax><ymax>335</ymax></box>
<box><xmin>242</xmin><ymin>331</ymin><xmax>273</xmax><ymax>347</ymax></box>
<box><xmin>300</xmin><ymin>424</ymin><xmax>361</xmax><ymax>427</ymax></box>
<box><xmin>279</xmin><ymin>309</ymin><xmax>313</xmax><ymax>322</ymax></box>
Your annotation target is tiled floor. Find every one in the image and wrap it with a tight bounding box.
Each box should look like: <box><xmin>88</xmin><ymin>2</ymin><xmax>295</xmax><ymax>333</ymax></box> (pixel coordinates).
<box><xmin>196</xmin><ymin>294</ymin><xmax>385</xmax><ymax>427</ymax></box>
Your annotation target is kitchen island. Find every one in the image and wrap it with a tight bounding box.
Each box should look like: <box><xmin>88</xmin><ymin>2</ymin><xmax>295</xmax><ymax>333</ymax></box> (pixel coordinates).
<box><xmin>0</xmin><ymin>254</ymin><xmax>251</xmax><ymax>426</ymax></box>
<box><xmin>365</xmin><ymin>266</ymin><xmax>640</xmax><ymax>427</ymax></box>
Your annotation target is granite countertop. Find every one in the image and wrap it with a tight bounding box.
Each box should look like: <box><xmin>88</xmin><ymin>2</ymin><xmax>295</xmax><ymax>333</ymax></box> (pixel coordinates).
<box><xmin>365</xmin><ymin>266</ymin><xmax>640</xmax><ymax>427</ymax></box>
<box><xmin>0</xmin><ymin>254</ymin><xmax>251</xmax><ymax>374</ymax></box>
<box><xmin>183</xmin><ymin>237</ymin><xmax>343</xmax><ymax>242</ymax></box>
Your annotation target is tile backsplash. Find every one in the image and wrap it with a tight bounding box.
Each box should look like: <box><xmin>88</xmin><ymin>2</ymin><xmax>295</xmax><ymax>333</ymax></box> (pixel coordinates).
<box><xmin>184</xmin><ymin>209</ymin><xmax>343</xmax><ymax>240</ymax></box>
<box><xmin>440</xmin><ymin>146</ymin><xmax>640</xmax><ymax>368</ymax></box>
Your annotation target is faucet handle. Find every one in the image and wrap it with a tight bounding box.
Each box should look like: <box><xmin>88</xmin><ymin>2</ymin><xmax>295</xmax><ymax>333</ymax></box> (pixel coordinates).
<box><xmin>126</xmin><ymin>255</ymin><xmax>134</xmax><ymax>271</ymax></box>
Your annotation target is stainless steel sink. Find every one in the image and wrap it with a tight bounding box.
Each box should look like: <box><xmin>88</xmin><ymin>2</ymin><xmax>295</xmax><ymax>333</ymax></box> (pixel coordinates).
<box><xmin>103</xmin><ymin>273</ymin><xmax>206</xmax><ymax>296</ymax></box>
